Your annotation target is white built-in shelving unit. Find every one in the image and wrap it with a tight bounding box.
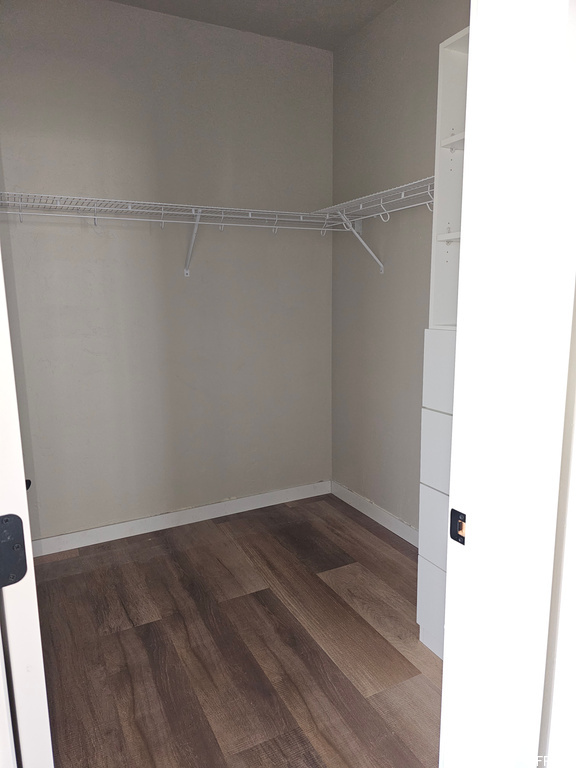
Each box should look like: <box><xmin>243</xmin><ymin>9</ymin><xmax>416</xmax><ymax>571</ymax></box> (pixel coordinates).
<box><xmin>428</xmin><ymin>28</ymin><xmax>468</xmax><ymax>333</ymax></box>
<box><xmin>417</xmin><ymin>27</ymin><xmax>469</xmax><ymax>659</ymax></box>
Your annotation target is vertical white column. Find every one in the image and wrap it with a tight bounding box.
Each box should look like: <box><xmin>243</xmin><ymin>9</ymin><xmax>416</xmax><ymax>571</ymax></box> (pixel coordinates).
<box><xmin>0</xmin><ymin>622</ymin><xmax>17</xmax><ymax>768</ymax></box>
<box><xmin>0</xmin><ymin>241</ymin><xmax>54</xmax><ymax>767</ymax></box>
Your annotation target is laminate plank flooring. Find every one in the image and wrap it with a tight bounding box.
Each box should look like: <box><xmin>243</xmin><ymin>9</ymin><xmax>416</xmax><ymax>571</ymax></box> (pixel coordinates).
<box><xmin>35</xmin><ymin>534</ymin><xmax>168</xmax><ymax>582</ymax></box>
<box><xmin>319</xmin><ymin>563</ymin><xmax>443</xmax><ymax>689</ymax></box>
<box><xmin>163</xmin><ymin>520</ymin><xmax>268</xmax><ymax>601</ymax></box>
<box><xmin>103</xmin><ymin>621</ymin><xmax>229</xmax><ymax>768</ymax></box>
<box><xmin>304</xmin><ymin>499</ymin><xmax>419</xmax><ymax>605</ymax></box>
<box><xmin>369</xmin><ymin>675</ymin><xmax>442</xmax><ymax>768</ymax></box>
<box><xmin>325</xmin><ymin>495</ymin><xmax>419</xmax><ymax>562</ymax></box>
<box><xmin>37</xmin><ymin>582</ymin><xmax>129</xmax><ymax>768</ymax></box>
<box><xmin>226</xmin><ymin>729</ymin><xmax>326</xmax><ymax>768</ymax></box>
<box><xmin>36</xmin><ymin>494</ymin><xmax>441</xmax><ymax>768</ymax></box>
<box><xmin>224</xmin><ymin>528</ymin><xmax>419</xmax><ymax>696</ymax></box>
<box><xmin>134</xmin><ymin>556</ymin><xmax>294</xmax><ymax>755</ymax></box>
<box><xmin>223</xmin><ymin>590</ymin><xmax>423</xmax><ymax>768</ymax></box>
<box><xmin>270</xmin><ymin>520</ymin><xmax>355</xmax><ymax>573</ymax></box>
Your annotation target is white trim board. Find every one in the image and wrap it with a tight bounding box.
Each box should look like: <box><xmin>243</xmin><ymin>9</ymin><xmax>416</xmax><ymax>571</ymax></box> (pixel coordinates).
<box><xmin>330</xmin><ymin>481</ymin><xmax>419</xmax><ymax>547</ymax></box>
<box><xmin>32</xmin><ymin>481</ymin><xmax>331</xmax><ymax>557</ymax></box>
<box><xmin>32</xmin><ymin>479</ymin><xmax>419</xmax><ymax>557</ymax></box>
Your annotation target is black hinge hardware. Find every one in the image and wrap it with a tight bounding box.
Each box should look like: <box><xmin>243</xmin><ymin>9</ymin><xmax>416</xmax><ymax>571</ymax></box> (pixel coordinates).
<box><xmin>450</xmin><ymin>508</ymin><xmax>466</xmax><ymax>545</ymax></box>
<box><xmin>0</xmin><ymin>514</ymin><xmax>27</xmax><ymax>588</ymax></box>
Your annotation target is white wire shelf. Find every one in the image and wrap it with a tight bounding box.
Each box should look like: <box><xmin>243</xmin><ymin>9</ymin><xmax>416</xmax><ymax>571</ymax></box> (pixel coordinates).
<box><xmin>0</xmin><ymin>178</ymin><xmax>434</xmax><ymax>275</ymax></box>
<box><xmin>314</xmin><ymin>177</ymin><xmax>434</xmax><ymax>222</ymax></box>
<box><xmin>0</xmin><ymin>192</ymin><xmax>343</xmax><ymax>232</ymax></box>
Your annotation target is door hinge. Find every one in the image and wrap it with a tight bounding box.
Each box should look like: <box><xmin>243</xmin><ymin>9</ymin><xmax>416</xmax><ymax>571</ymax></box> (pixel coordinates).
<box><xmin>0</xmin><ymin>514</ymin><xmax>27</xmax><ymax>588</ymax></box>
<box><xmin>450</xmin><ymin>508</ymin><xmax>466</xmax><ymax>545</ymax></box>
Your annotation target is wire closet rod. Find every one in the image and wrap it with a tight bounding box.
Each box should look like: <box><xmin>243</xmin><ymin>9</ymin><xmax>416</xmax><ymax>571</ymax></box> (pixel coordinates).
<box><xmin>0</xmin><ymin>177</ymin><xmax>434</xmax><ymax>275</ymax></box>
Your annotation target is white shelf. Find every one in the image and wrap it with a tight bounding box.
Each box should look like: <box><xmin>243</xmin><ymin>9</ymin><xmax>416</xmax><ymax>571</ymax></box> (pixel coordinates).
<box><xmin>0</xmin><ymin>192</ymin><xmax>343</xmax><ymax>232</ymax></box>
<box><xmin>315</xmin><ymin>177</ymin><xmax>434</xmax><ymax>222</ymax></box>
<box><xmin>0</xmin><ymin>177</ymin><xmax>435</xmax><ymax>232</ymax></box>
<box><xmin>441</xmin><ymin>132</ymin><xmax>465</xmax><ymax>151</ymax></box>
<box><xmin>437</xmin><ymin>231</ymin><xmax>461</xmax><ymax>242</ymax></box>
<box><xmin>0</xmin><ymin>178</ymin><xmax>435</xmax><ymax>276</ymax></box>
<box><xmin>429</xmin><ymin>323</ymin><xmax>456</xmax><ymax>331</ymax></box>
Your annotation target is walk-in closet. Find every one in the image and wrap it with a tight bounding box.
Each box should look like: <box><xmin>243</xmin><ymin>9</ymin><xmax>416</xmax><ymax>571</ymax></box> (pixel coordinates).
<box><xmin>3</xmin><ymin>1</ymin><xmax>574</xmax><ymax>767</ymax></box>
<box><xmin>2</xmin><ymin>1</ymin><xmax>469</xmax><ymax>766</ymax></box>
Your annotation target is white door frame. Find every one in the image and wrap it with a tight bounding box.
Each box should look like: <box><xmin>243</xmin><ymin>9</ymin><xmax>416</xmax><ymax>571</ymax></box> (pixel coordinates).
<box><xmin>543</xmin><ymin>313</ymin><xmax>576</xmax><ymax>766</ymax></box>
<box><xmin>0</xmin><ymin>623</ymin><xmax>17</xmax><ymax>768</ymax></box>
<box><xmin>0</xmin><ymin>241</ymin><xmax>54</xmax><ymax>767</ymax></box>
<box><xmin>542</xmin><ymin>295</ymin><xmax>576</xmax><ymax>764</ymax></box>
<box><xmin>540</xmin><ymin>13</ymin><xmax>576</xmax><ymax>764</ymax></box>
<box><xmin>439</xmin><ymin>1</ymin><xmax>576</xmax><ymax>766</ymax></box>
<box><xmin>1</xmin><ymin>2</ymin><xmax>575</xmax><ymax>766</ymax></box>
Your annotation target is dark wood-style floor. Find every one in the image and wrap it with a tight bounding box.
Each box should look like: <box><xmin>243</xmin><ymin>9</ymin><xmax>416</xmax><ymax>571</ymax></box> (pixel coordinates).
<box><xmin>35</xmin><ymin>494</ymin><xmax>442</xmax><ymax>768</ymax></box>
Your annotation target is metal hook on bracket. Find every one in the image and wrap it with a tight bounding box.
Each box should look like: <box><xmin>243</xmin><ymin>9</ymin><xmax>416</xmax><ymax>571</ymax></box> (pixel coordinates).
<box><xmin>426</xmin><ymin>184</ymin><xmax>434</xmax><ymax>212</ymax></box>
<box><xmin>379</xmin><ymin>200</ymin><xmax>390</xmax><ymax>223</ymax></box>
<box><xmin>219</xmin><ymin>211</ymin><xmax>225</xmax><ymax>232</ymax></box>
<box><xmin>272</xmin><ymin>215</ymin><xmax>279</xmax><ymax>235</ymax></box>
<box><xmin>160</xmin><ymin>207</ymin><xmax>165</xmax><ymax>229</ymax></box>
<box><xmin>340</xmin><ymin>216</ymin><xmax>353</xmax><ymax>232</ymax></box>
<box><xmin>19</xmin><ymin>196</ymin><xmax>23</xmax><ymax>223</ymax></box>
<box><xmin>321</xmin><ymin>216</ymin><xmax>329</xmax><ymax>237</ymax></box>
<box><xmin>93</xmin><ymin>204</ymin><xmax>98</xmax><ymax>227</ymax></box>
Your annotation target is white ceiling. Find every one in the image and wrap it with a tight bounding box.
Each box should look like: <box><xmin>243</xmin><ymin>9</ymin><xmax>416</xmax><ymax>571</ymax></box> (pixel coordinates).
<box><xmin>110</xmin><ymin>0</ymin><xmax>398</xmax><ymax>51</ymax></box>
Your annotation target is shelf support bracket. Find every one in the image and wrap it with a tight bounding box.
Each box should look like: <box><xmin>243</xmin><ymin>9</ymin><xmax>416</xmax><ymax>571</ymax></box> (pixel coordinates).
<box><xmin>338</xmin><ymin>212</ymin><xmax>384</xmax><ymax>274</ymax></box>
<box><xmin>184</xmin><ymin>210</ymin><xmax>202</xmax><ymax>277</ymax></box>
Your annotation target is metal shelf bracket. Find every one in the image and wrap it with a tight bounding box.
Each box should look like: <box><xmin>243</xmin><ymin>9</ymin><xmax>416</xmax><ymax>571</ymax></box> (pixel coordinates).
<box><xmin>184</xmin><ymin>210</ymin><xmax>202</xmax><ymax>277</ymax></box>
<box><xmin>338</xmin><ymin>212</ymin><xmax>384</xmax><ymax>274</ymax></box>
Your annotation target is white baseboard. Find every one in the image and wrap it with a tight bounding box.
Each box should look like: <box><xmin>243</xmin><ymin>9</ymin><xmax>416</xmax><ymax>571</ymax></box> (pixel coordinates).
<box><xmin>32</xmin><ymin>479</ymin><xmax>418</xmax><ymax>557</ymax></box>
<box><xmin>418</xmin><ymin>625</ymin><xmax>444</xmax><ymax>660</ymax></box>
<box><xmin>330</xmin><ymin>481</ymin><xmax>419</xmax><ymax>547</ymax></box>
<box><xmin>32</xmin><ymin>481</ymin><xmax>331</xmax><ymax>557</ymax></box>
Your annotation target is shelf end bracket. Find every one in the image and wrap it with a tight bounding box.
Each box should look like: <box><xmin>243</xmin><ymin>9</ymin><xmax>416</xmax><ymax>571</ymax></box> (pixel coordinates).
<box><xmin>184</xmin><ymin>210</ymin><xmax>202</xmax><ymax>277</ymax></box>
<box><xmin>338</xmin><ymin>212</ymin><xmax>384</xmax><ymax>274</ymax></box>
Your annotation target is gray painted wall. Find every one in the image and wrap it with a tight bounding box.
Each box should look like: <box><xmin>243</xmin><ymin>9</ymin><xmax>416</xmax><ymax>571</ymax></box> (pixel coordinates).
<box><xmin>0</xmin><ymin>0</ymin><xmax>333</xmax><ymax>539</ymax></box>
<box><xmin>332</xmin><ymin>0</ymin><xmax>470</xmax><ymax>529</ymax></box>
